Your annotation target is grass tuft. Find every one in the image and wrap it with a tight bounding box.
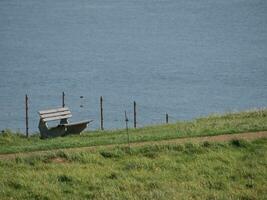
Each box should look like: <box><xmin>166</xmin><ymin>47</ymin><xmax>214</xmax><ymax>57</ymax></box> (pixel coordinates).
<box><xmin>100</xmin><ymin>148</ymin><xmax>125</xmax><ymax>159</ymax></box>
<box><xmin>57</xmin><ymin>175</ymin><xmax>73</xmax><ymax>183</ymax></box>
<box><xmin>231</xmin><ymin>139</ymin><xmax>249</xmax><ymax>148</ymax></box>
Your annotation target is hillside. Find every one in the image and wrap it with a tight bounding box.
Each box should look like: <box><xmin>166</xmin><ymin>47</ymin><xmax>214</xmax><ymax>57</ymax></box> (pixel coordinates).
<box><xmin>0</xmin><ymin>139</ymin><xmax>266</xmax><ymax>199</ymax></box>
<box><xmin>1</xmin><ymin>109</ymin><xmax>267</xmax><ymax>154</ymax></box>
<box><xmin>0</xmin><ymin>109</ymin><xmax>267</xmax><ymax>199</ymax></box>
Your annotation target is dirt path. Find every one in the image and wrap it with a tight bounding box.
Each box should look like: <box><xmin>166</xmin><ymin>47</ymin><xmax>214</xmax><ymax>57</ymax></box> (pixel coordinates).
<box><xmin>0</xmin><ymin>131</ymin><xmax>266</xmax><ymax>160</ymax></box>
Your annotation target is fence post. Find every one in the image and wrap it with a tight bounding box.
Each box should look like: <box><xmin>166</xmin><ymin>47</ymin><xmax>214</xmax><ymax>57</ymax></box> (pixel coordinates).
<box><xmin>134</xmin><ymin>101</ymin><xmax>137</xmax><ymax>128</ymax></box>
<box><xmin>125</xmin><ymin>111</ymin><xmax>130</xmax><ymax>148</ymax></box>
<box><xmin>100</xmin><ymin>96</ymin><xmax>104</xmax><ymax>130</ymax></box>
<box><xmin>62</xmin><ymin>92</ymin><xmax>65</xmax><ymax>107</ymax></box>
<box><xmin>166</xmin><ymin>113</ymin><xmax>169</xmax><ymax>124</ymax></box>
<box><xmin>25</xmin><ymin>94</ymin><xmax>29</xmax><ymax>137</ymax></box>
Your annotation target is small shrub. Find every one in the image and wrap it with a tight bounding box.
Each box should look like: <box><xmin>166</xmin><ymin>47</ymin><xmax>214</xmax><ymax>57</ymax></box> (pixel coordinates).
<box><xmin>143</xmin><ymin>151</ymin><xmax>158</xmax><ymax>159</ymax></box>
<box><xmin>203</xmin><ymin>141</ymin><xmax>211</xmax><ymax>148</ymax></box>
<box><xmin>15</xmin><ymin>157</ymin><xmax>23</xmax><ymax>164</ymax></box>
<box><xmin>8</xmin><ymin>181</ymin><xmax>24</xmax><ymax>190</ymax></box>
<box><xmin>147</xmin><ymin>181</ymin><xmax>160</xmax><ymax>190</ymax></box>
<box><xmin>107</xmin><ymin>172</ymin><xmax>118</xmax><ymax>180</ymax></box>
<box><xmin>57</xmin><ymin>175</ymin><xmax>73</xmax><ymax>183</ymax></box>
<box><xmin>100</xmin><ymin>149</ymin><xmax>124</xmax><ymax>159</ymax></box>
<box><xmin>231</xmin><ymin>140</ymin><xmax>248</xmax><ymax>148</ymax></box>
<box><xmin>245</xmin><ymin>183</ymin><xmax>254</xmax><ymax>189</ymax></box>
<box><xmin>100</xmin><ymin>151</ymin><xmax>115</xmax><ymax>158</ymax></box>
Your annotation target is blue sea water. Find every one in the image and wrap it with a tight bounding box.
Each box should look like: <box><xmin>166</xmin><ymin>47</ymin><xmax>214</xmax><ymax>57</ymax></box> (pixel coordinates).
<box><xmin>0</xmin><ymin>0</ymin><xmax>267</xmax><ymax>133</ymax></box>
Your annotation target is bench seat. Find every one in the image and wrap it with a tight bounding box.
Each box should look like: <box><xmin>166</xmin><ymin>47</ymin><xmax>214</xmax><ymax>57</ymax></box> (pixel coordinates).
<box><xmin>38</xmin><ymin>107</ymin><xmax>93</xmax><ymax>139</ymax></box>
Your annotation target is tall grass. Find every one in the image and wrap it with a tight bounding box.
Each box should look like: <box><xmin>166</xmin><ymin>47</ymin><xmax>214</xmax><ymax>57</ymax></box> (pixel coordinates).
<box><xmin>1</xmin><ymin>109</ymin><xmax>267</xmax><ymax>154</ymax></box>
<box><xmin>0</xmin><ymin>139</ymin><xmax>266</xmax><ymax>199</ymax></box>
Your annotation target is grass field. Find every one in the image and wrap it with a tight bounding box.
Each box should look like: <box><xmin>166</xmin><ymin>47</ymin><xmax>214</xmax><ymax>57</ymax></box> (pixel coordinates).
<box><xmin>1</xmin><ymin>109</ymin><xmax>267</xmax><ymax>154</ymax></box>
<box><xmin>0</xmin><ymin>139</ymin><xmax>266</xmax><ymax>200</ymax></box>
<box><xmin>1</xmin><ymin>109</ymin><xmax>267</xmax><ymax>199</ymax></box>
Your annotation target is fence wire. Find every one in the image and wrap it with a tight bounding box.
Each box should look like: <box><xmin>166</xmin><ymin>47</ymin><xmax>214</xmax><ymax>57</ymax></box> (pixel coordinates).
<box><xmin>0</xmin><ymin>93</ymin><xmax>179</xmax><ymax>135</ymax></box>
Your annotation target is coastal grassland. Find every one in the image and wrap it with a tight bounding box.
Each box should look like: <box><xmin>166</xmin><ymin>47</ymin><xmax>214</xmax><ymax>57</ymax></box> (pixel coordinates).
<box><xmin>0</xmin><ymin>139</ymin><xmax>266</xmax><ymax>200</ymax></box>
<box><xmin>1</xmin><ymin>109</ymin><xmax>267</xmax><ymax>154</ymax></box>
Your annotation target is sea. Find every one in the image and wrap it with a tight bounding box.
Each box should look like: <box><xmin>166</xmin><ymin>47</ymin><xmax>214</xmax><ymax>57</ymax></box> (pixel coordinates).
<box><xmin>0</xmin><ymin>0</ymin><xmax>266</xmax><ymax>133</ymax></box>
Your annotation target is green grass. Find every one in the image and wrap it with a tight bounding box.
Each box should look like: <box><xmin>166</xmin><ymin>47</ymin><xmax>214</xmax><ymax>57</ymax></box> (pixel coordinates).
<box><xmin>1</xmin><ymin>109</ymin><xmax>267</xmax><ymax>154</ymax></box>
<box><xmin>0</xmin><ymin>139</ymin><xmax>266</xmax><ymax>199</ymax></box>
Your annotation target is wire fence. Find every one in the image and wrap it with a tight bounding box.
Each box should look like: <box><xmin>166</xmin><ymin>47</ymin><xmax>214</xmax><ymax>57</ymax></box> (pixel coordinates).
<box><xmin>0</xmin><ymin>92</ymin><xmax>180</xmax><ymax>135</ymax></box>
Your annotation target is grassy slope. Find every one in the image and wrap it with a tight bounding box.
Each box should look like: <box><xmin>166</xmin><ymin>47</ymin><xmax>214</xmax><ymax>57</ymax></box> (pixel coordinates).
<box><xmin>0</xmin><ymin>139</ymin><xmax>266</xmax><ymax>200</ymax></box>
<box><xmin>1</xmin><ymin>109</ymin><xmax>267</xmax><ymax>154</ymax></box>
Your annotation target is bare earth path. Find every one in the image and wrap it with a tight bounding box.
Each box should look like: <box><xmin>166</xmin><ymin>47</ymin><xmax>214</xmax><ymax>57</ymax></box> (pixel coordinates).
<box><xmin>0</xmin><ymin>131</ymin><xmax>266</xmax><ymax>160</ymax></box>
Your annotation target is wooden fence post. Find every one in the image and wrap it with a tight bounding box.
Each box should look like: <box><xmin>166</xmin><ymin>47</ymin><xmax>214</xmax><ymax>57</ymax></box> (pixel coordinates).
<box><xmin>62</xmin><ymin>92</ymin><xmax>65</xmax><ymax>107</ymax></box>
<box><xmin>25</xmin><ymin>94</ymin><xmax>29</xmax><ymax>137</ymax></box>
<box><xmin>166</xmin><ymin>113</ymin><xmax>169</xmax><ymax>124</ymax></box>
<box><xmin>125</xmin><ymin>111</ymin><xmax>130</xmax><ymax>147</ymax></box>
<box><xmin>100</xmin><ymin>96</ymin><xmax>104</xmax><ymax>130</ymax></box>
<box><xmin>134</xmin><ymin>101</ymin><xmax>137</xmax><ymax>128</ymax></box>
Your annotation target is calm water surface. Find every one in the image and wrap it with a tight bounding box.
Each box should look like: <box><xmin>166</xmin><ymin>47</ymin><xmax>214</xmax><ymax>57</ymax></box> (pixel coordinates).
<box><xmin>0</xmin><ymin>0</ymin><xmax>267</xmax><ymax>132</ymax></box>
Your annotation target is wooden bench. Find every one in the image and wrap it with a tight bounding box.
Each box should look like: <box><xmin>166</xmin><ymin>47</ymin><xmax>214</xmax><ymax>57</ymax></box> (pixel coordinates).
<box><xmin>38</xmin><ymin>107</ymin><xmax>93</xmax><ymax>139</ymax></box>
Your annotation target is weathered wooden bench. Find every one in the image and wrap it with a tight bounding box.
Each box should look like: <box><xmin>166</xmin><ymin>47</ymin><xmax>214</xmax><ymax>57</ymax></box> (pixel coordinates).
<box><xmin>38</xmin><ymin>107</ymin><xmax>93</xmax><ymax>139</ymax></box>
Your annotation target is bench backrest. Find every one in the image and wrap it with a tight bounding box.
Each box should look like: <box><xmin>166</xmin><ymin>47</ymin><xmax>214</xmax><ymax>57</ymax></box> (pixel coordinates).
<box><xmin>38</xmin><ymin>107</ymin><xmax>72</xmax><ymax>122</ymax></box>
